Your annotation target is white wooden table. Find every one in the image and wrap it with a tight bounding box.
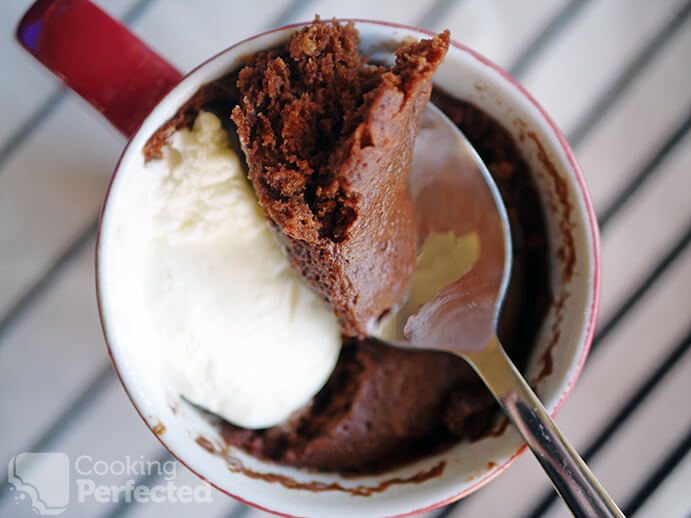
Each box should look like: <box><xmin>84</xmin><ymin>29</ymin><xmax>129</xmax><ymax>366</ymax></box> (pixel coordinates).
<box><xmin>1</xmin><ymin>1</ymin><xmax>690</xmax><ymax>517</ymax></box>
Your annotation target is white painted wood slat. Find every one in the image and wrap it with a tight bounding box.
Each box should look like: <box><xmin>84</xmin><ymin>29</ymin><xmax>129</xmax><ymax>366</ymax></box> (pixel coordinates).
<box><xmin>133</xmin><ymin>0</ymin><xmax>296</xmax><ymax>73</ymax></box>
<box><xmin>284</xmin><ymin>0</ymin><xmax>432</xmax><ymax>27</ymax></box>
<box><xmin>0</xmin><ymin>239</ymin><xmax>109</xmax><ymax>466</ymax></box>
<box><xmin>597</xmin><ymin>133</ymin><xmax>691</xmax><ymax>324</ymax></box>
<box><xmin>0</xmin><ymin>99</ymin><xmax>121</xmax><ymax>319</ymax></box>
<box><xmin>541</xmin><ymin>350</ymin><xmax>691</xmax><ymax>518</ymax></box>
<box><xmin>519</xmin><ymin>0</ymin><xmax>688</xmax><ymax>137</ymax></box>
<box><xmin>430</xmin><ymin>0</ymin><xmax>570</xmax><ymax>70</ymax></box>
<box><xmin>633</xmin><ymin>452</ymin><xmax>691</xmax><ymax>518</ymax></box>
<box><xmin>577</xmin><ymin>18</ymin><xmax>691</xmax><ymax>214</ymax></box>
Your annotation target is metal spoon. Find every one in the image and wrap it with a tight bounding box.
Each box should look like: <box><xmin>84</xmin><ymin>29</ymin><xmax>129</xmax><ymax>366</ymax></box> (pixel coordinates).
<box><xmin>371</xmin><ymin>103</ymin><xmax>624</xmax><ymax>518</ymax></box>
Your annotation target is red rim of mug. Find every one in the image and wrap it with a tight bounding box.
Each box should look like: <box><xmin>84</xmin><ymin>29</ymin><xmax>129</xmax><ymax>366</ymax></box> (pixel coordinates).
<box><xmin>95</xmin><ymin>19</ymin><xmax>601</xmax><ymax>518</ymax></box>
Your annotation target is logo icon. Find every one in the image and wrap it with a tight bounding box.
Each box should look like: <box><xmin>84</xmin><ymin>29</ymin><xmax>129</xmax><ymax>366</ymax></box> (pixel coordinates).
<box><xmin>8</xmin><ymin>453</ymin><xmax>70</xmax><ymax>515</ymax></box>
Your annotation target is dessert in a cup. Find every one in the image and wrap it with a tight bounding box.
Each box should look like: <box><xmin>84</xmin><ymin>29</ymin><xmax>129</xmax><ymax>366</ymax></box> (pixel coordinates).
<box><xmin>71</xmin><ymin>8</ymin><xmax>603</xmax><ymax>513</ymax></box>
<box><xmin>131</xmin><ymin>18</ymin><xmax>552</xmax><ymax>475</ymax></box>
<box><xmin>15</xmin><ymin>0</ymin><xmax>600</xmax><ymax>510</ymax></box>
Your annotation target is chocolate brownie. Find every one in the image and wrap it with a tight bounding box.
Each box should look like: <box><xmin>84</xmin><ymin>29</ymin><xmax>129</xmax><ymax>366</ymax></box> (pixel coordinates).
<box><xmin>231</xmin><ymin>20</ymin><xmax>449</xmax><ymax>337</ymax></box>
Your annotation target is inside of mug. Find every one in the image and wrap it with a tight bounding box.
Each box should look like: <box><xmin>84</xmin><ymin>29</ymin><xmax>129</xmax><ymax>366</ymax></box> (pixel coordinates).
<box><xmin>97</xmin><ymin>21</ymin><xmax>597</xmax><ymax>517</ymax></box>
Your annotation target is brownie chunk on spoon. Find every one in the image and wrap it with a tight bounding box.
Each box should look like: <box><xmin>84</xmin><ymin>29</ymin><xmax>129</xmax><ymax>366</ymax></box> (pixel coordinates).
<box><xmin>232</xmin><ymin>19</ymin><xmax>449</xmax><ymax>337</ymax></box>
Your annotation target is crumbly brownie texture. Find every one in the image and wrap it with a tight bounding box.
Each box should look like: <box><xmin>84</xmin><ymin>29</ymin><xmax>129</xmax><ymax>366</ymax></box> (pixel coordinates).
<box><xmin>231</xmin><ymin>20</ymin><xmax>450</xmax><ymax>337</ymax></box>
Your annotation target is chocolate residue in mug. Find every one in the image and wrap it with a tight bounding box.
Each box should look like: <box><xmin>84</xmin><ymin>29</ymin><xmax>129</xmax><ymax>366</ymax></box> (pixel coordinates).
<box><xmin>514</xmin><ymin>121</ymin><xmax>578</xmax><ymax>383</ymax></box>
<box><xmin>534</xmin><ymin>289</ymin><xmax>569</xmax><ymax>382</ymax></box>
<box><xmin>526</xmin><ymin>131</ymin><xmax>576</xmax><ymax>282</ymax></box>
<box><xmin>149</xmin><ymin>416</ymin><xmax>166</xmax><ymax>436</ymax></box>
<box><xmin>195</xmin><ymin>436</ymin><xmax>445</xmax><ymax>496</ymax></box>
<box><xmin>463</xmin><ymin>460</ymin><xmax>501</xmax><ymax>483</ymax></box>
<box><xmin>512</xmin><ymin>119</ymin><xmax>576</xmax><ymax>278</ymax></box>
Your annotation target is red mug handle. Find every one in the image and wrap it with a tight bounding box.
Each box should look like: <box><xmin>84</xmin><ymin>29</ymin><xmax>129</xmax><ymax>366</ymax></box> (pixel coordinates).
<box><xmin>16</xmin><ymin>0</ymin><xmax>183</xmax><ymax>137</ymax></box>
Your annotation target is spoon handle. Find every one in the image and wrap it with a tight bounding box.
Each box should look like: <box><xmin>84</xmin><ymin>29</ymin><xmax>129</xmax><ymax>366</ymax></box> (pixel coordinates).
<box><xmin>463</xmin><ymin>335</ymin><xmax>625</xmax><ymax>518</ymax></box>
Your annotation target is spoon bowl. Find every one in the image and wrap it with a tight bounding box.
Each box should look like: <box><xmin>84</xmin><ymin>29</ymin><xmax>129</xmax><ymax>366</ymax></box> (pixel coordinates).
<box><xmin>373</xmin><ymin>102</ymin><xmax>512</xmax><ymax>354</ymax></box>
<box><xmin>370</xmin><ymin>103</ymin><xmax>624</xmax><ymax>518</ymax></box>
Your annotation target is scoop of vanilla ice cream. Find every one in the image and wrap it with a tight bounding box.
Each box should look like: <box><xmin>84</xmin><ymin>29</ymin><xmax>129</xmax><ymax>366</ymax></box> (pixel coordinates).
<box><xmin>145</xmin><ymin>112</ymin><xmax>341</xmax><ymax>429</ymax></box>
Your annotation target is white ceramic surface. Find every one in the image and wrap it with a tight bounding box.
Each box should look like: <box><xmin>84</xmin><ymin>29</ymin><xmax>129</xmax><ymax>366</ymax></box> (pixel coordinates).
<box><xmin>97</xmin><ymin>20</ymin><xmax>600</xmax><ymax>518</ymax></box>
